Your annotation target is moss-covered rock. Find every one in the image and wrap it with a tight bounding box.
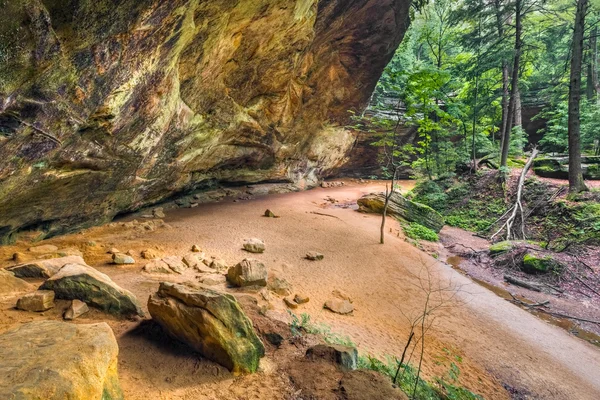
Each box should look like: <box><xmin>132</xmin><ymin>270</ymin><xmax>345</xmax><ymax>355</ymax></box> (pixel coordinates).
<box><xmin>522</xmin><ymin>253</ymin><xmax>553</xmax><ymax>274</ymax></box>
<box><xmin>357</xmin><ymin>192</ymin><xmax>445</xmax><ymax>232</ymax></box>
<box><xmin>489</xmin><ymin>241</ymin><xmax>514</xmax><ymax>255</ymax></box>
<box><xmin>148</xmin><ymin>282</ymin><xmax>265</xmax><ymax>374</ymax></box>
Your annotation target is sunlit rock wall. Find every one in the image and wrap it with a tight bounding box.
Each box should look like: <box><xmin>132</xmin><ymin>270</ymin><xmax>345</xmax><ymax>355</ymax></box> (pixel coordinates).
<box><xmin>0</xmin><ymin>0</ymin><xmax>410</xmax><ymax>241</ymax></box>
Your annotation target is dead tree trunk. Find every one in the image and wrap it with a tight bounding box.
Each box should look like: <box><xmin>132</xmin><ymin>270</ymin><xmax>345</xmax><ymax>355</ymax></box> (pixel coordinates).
<box><xmin>492</xmin><ymin>148</ymin><xmax>539</xmax><ymax>241</ymax></box>
<box><xmin>568</xmin><ymin>0</ymin><xmax>589</xmax><ymax>193</ymax></box>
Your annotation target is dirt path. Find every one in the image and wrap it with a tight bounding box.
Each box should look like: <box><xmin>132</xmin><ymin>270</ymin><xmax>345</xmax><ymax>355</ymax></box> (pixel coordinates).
<box><xmin>1</xmin><ymin>180</ymin><xmax>600</xmax><ymax>399</ymax></box>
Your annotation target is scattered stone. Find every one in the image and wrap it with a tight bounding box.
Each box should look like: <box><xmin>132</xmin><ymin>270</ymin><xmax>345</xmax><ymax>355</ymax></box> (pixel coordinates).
<box><xmin>324</xmin><ymin>299</ymin><xmax>354</xmax><ymax>315</ymax></box>
<box><xmin>153</xmin><ymin>207</ymin><xmax>165</xmax><ymax>218</ymax></box>
<box><xmin>0</xmin><ymin>269</ymin><xmax>34</xmax><ymax>296</ymax></box>
<box><xmin>209</xmin><ymin>258</ymin><xmax>228</xmax><ymax>271</ymax></box>
<box><xmin>306</xmin><ymin>344</ymin><xmax>358</xmax><ymax>370</ymax></box>
<box><xmin>107</xmin><ymin>248</ymin><xmax>121</xmax><ymax>254</ymax></box>
<box><xmin>28</xmin><ymin>244</ymin><xmax>59</xmax><ymax>254</ymax></box>
<box><xmin>243</xmin><ymin>238</ymin><xmax>266</xmax><ymax>254</ymax></box>
<box><xmin>64</xmin><ymin>299</ymin><xmax>89</xmax><ymax>320</ymax></box>
<box><xmin>264</xmin><ymin>332</ymin><xmax>284</xmax><ymax>347</ymax></box>
<box><xmin>7</xmin><ymin>255</ymin><xmax>88</xmax><ymax>278</ymax></box>
<box><xmin>306</xmin><ymin>251</ymin><xmax>324</xmax><ymax>261</ymax></box>
<box><xmin>57</xmin><ymin>248</ymin><xmax>84</xmax><ymax>257</ymax></box>
<box><xmin>320</xmin><ymin>181</ymin><xmax>345</xmax><ymax>188</ymax></box>
<box><xmin>126</xmin><ymin>250</ymin><xmax>136</xmax><ymax>256</ymax></box>
<box><xmin>264</xmin><ymin>209</ymin><xmax>277</xmax><ymax>218</ymax></box>
<box><xmin>191</xmin><ymin>244</ymin><xmax>202</xmax><ymax>252</ymax></box>
<box><xmin>148</xmin><ymin>282</ymin><xmax>265</xmax><ymax>374</ymax></box>
<box><xmin>294</xmin><ymin>294</ymin><xmax>310</xmax><ymax>304</ymax></box>
<box><xmin>198</xmin><ymin>274</ymin><xmax>227</xmax><ymax>286</ymax></box>
<box><xmin>183</xmin><ymin>253</ymin><xmax>205</xmax><ymax>270</ymax></box>
<box><xmin>227</xmin><ymin>259</ymin><xmax>268</xmax><ymax>287</ymax></box>
<box><xmin>40</xmin><ymin>263</ymin><xmax>144</xmax><ymax>318</ymax></box>
<box><xmin>16</xmin><ymin>290</ymin><xmax>55</xmax><ymax>312</ymax></box>
<box><xmin>112</xmin><ymin>253</ymin><xmax>135</xmax><ymax>265</ymax></box>
<box><xmin>0</xmin><ymin>321</ymin><xmax>123</xmax><ymax>400</ymax></box>
<box><xmin>140</xmin><ymin>214</ymin><xmax>154</xmax><ymax>219</ymax></box>
<box><xmin>143</xmin><ymin>260</ymin><xmax>174</xmax><ymax>274</ymax></box>
<box><xmin>284</xmin><ymin>297</ymin><xmax>298</xmax><ymax>309</ymax></box>
<box><xmin>12</xmin><ymin>252</ymin><xmax>26</xmax><ymax>263</ymax></box>
<box><xmin>259</xmin><ymin>288</ymin><xmax>272</xmax><ymax>301</ymax></box>
<box><xmin>162</xmin><ymin>256</ymin><xmax>187</xmax><ymax>274</ymax></box>
<box><xmin>332</xmin><ymin>289</ymin><xmax>353</xmax><ymax>303</ymax></box>
<box><xmin>86</xmin><ymin>241</ymin><xmax>97</xmax><ymax>247</ymax></box>
<box><xmin>141</xmin><ymin>248</ymin><xmax>160</xmax><ymax>260</ymax></box>
<box><xmin>267</xmin><ymin>276</ymin><xmax>293</xmax><ymax>296</ymax></box>
<box><xmin>190</xmin><ymin>203</ymin><xmax>199</xmax><ymax>208</ymax></box>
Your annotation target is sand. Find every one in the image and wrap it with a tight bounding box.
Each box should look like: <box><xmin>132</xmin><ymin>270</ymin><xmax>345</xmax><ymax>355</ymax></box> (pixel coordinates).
<box><xmin>1</xmin><ymin>180</ymin><xmax>599</xmax><ymax>399</ymax></box>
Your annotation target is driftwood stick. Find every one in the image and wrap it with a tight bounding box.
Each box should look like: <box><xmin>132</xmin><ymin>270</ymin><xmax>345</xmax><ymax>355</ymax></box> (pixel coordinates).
<box><xmin>543</xmin><ymin>283</ymin><xmax>564</xmax><ymax>293</ymax></box>
<box><xmin>504</xmin><ymin>274</ymin><xmax>542</xmax><ymax>292</ymax></box>
<box><xmin>509</xmin><ymin>293</ymin><xmax>549</xmax><ymax>307</ymax></box>
<box><xmin>537</xmin><ymin>310</ymin><xmax>600</xmax><ymax>326</ymax></box>
<box><xmin>309</xmin><ymin>211</ymin><xmax>342</xmax><ymax>221</ymax></box>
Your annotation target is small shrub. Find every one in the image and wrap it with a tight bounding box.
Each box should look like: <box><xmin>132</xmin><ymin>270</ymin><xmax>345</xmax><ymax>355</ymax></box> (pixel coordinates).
<box><xmin>403</xmin><ymin>223</ymin><xmax>439</xmax><ymax>242</ymax></box>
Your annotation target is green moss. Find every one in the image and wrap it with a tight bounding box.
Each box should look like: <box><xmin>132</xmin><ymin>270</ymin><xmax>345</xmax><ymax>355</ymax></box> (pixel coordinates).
<box><xmin>403</xmin><ymin>222</ymin><xmax>439</xmax><ymax>242</ymax></box>
<box><xmin>489</xmin><ymin>241</ymin><xmax>513</xmax><ymax>255</ymax></box>
<box><xmin>522</xmin><ymin>253</ymin><xmax>552</xmax><ymax>274</ymax></box>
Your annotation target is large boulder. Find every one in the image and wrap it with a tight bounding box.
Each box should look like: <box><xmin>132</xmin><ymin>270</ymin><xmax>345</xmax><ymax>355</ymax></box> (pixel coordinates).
<box><xmin>227</xmin><ymin>259</ymin><xmax>268</xmax><ymax>287</ymax></box>
<box><xmin>533</xmin><ymin>156</ymin><xmax>600</xmax><ymax>180</ymax></box>
<box><xmin>0</xmin><ymin>0</ymin><xmax>411</xmax><ymax>243</ymax></box>
<box><xmin>40</xmin><ymin>263</ymin><xmax>144</xmax><ymax>318</ymax></box>
<box><xmin>0</xmin><ymin>269</ymin><xmax>34</xmax><ymax>296</ymax></box>
<box><xmin>148</xmin><ymin>282</ymin><xmax>265</xmax><ymax>374</ymax></box>
<box><xmin>358</xmin><ymin>192</ymin><xmax>445</xmax><ymax>232</ymax></box>
<box><xmin>7</xmin><ymin>255</ymin><xmax>88</xmax><ymax>278</ymax></box>
<box><xmin>0</xmin><ymin>321</ymin><xmax>123</xmax><ymax>399</ymax></box>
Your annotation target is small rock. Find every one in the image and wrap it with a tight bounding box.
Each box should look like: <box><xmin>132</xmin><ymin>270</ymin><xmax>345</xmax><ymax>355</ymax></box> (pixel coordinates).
<box><xmin>306</xmin><ymin>344</ymin><xmax>358</xmax><ymax>370</ymax></box>
<box><xmin>324</xmin><ymin>299</ymin><xmax>354</xmax><ymax>315</ymax></box>
<box><xmin>16</xmin><ymin>290</ymin><xmax>55</xmax><ymax>312</ymax></box>
<box><xmin>107</xmin><ymin>248</ymin><xmax>121</xmax><ymax>254</ymax></box>
<box><xmin>259</xmin><ymin>288</ymin><xmax>272</xmax><ymax>301</ymax></box>
<box><xmin>182</xmin><ymin>254</ymin><xmax>201</xmax><ymax>269</ymax></box>
<box><xmin>140</xmin><ymin>214</ymin><xmax>153</xmax><ymax>219</ymax></box>
<box><xmin>86</xmin><ymin>241</ymin><xmax>97</xmax><ymax>247</ymax></box>
<box><xmin>264</xmin><ymin>209</ymin><xmax>277</xmax><ymax>218</ymax></box>
<box><xmin>264</xmin><ymin>332</ymin><xmax>284</xmax><ymax>347</ymax></box>
<box><xmin>112</xmin><ymin>253</ymin><xmax>135</xmax><ymax>265</ymax></box>
<box><xmin>294</xmin><ymin>294</ymin><xmax>310</xmax><ymax>304</ymax></box>
<box><xmin>191</xmin><ymin>244</ymin><xmax>202</xmax><ymax>252</ymax></box>
<box><xmin>162</xmin><ymin>256</ymin><xmax>186</xmax><ymax>274</ymax></box>
<box><xmin>153</xmin><ymin>208</ymin><xmax>165</xmax><ymax>218</ymax></box>
<box><xmin>243</xmin><ymin>238</ymin><xmax>265</xmax><ymax>254</ymax></box>
<box><xmin>209</xmin><ymin>258</ymin><xmax>228</xmax><ymax>272</ymax></box>
<box><xmin>284</xmin><ymin>297</ymin><xmax>298</xmax><ymax>309</ymax></box>
<box><xmin>142</xmin><ymin>260</ymin><xmax>173</xmax><ymax>274</ymax></box>
<box><xmin>28</xmin><ymin>244</ymin><xmax>59</xmax><ymax>254</ymax></box>
<box><xmin>332</xmin><ymin>289</ymin><xmax>353</xmax><ymax>303</ymax></box>
<box><xmin>126</xmin><ymin>250</ymin><xmax>136</xmax><ymax>256</ymax></box>
<box><xmin>190</xmin><ymin>203</ymin><xmax>199</xmax><ymax>208</ymax></box>
<box><xmin>12</xmin><ymin>252</ymin><xmax>26</xmax><ymax>263</ymax></box>
<box><xmin>0</xmin><ymin>270</ymin><xmax>34</xmax><ymax>296</ymax></box>
<box><xmin>141</xmin><ymin>249</ymin><xmax>160</xmax><ymax>260</ymax></box>
<box><xmin>227</xmin><ymin>259</ymin><xmax>268</xmax><ymax>287</ymax></box>
<box><xmin>306</xmin><ymin>251</ymin><xmax>324</xmax><ymax>261</ymax></box>
<box><xmin>267</xmin><ymin>276</ymin><xmax>293</xmax><ymax>296</ymax></box>
<box><xmin>63</xmin><ymin>299</ymin><xmax>89</xmax><ymax>320</ymax></box>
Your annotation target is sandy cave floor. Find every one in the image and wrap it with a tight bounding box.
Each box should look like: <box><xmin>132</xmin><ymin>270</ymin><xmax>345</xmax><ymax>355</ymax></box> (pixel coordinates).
<box><xmin>1</xmin><ymin>180</ymin><xmax>600</xmax><ymax>399</ymax></box>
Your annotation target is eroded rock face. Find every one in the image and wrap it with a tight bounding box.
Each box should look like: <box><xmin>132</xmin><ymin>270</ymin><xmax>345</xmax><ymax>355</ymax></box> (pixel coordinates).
<box><xmin>148</xmin><ymin>282</ymin><xmax>265</xmax><ymax>374</ymax></box>
<box><xmin>0</xmin><ymin>0</ymin><xmax>411</xmax><ymax>242</ymax></box>
<box><xmin>0</xmin><ymin>321</ymin><xmax>123</xmax><ymax>400</ymax></box>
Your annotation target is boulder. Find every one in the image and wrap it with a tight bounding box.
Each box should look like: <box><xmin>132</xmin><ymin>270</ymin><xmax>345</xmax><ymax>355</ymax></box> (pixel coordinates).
<box><xmin>0</xmin><ymin>321</ymin><xmax>123</xmax><ymax>399</ymax></box>
<box><xmin>40</xmin><ymin>263</ymin><xmax>144</xmax><ymax>318</ymax></box>
<box><xmin>324</xmin><ymin>299</ymin><xmax>354</xmax><ymax>315</ymax></box>
<box><xmin>112</xmin><ymin>253</ymin><xmax>135</xmax><ymax>265</ymax></box>
<box><xmin>243</xmin><ymin>238</ymin><xmax>266</xmax><ymax>254</ymax></box>
<box><xmin>143</xmin><ymin>260</ymin><xmax>174</xmax><ymax>274</ymax></box>
<box><xmin>16</xmin><ymin>290</ymin><xmax>55</xmax><ymax>312</ymax></box>
<box><xmin>227</xmin><ymin>259</ymin><xmax>268</xmax><ymax>287</ymax></box>
<box><xmin>162</xmin><ymin>256</ymin><xmax>187</xmax><ymax>274</ymax></box>
<box><xmin>148</xmin><ymin>282</ymin><xmax>265</xmax><ymax>374</ymax></box>
<box><xmin>534</xmin><ymin>156</ymin><xmax>600</xmax><ymax>180</ymax></box>
<box><xmin>64</xmin><ymin>299</ymin><xmax>90</xmax><ymax>320</ymax></box>
<box><xmin>28</xmin><ymin>244</ymin><xmax>59</xmax><ymax>254</ymax></box>
<box><xmin>357</xmin><ymin>192</ymin><xmax>445</xmax><ymax>232</ymax></box>
<box><xmin>489</xmin><ymin>241</ymin><xmax>514</xmax><ymax>255</ymax></box>
<box><xmin>7</xmin><ymin>255</ymin><xmax>88</xmax><ymax>278</ymax></box>
<box><xmin>522</xmin><ymin>253</ymin><xmax>554</xmax><ymax>274</ymax></box>
<box><xmin>0</xmin><ymin>269</ymin><xmax>34</xmax><ymax>296</ymax></box>
<box><xmin>183</xmin><ymin>253</ymin><xmax>208</xmax><ymax>271</ymax></box>
<box><xmin>306</xmin><ymin>251</ymin><xmax>324</xmax><ymax>261</ymax></box>
<box><xmin>306</xmin><ymin>344</ymin><xmax>358</xmax><ymax>370</ymax></box>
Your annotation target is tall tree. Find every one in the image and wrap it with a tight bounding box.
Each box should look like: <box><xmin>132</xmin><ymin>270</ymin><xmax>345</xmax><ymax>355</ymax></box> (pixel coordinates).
<box><xmin>568</xmin><ymin>0</ymin><xmax>590</xmax><ymax>193</ymax></box>
<box><xmin>586</xmin><ymin>26</ymin><xmax>599</xmax><ymax>100</ymax></box>
<box><xmin>500</xmin><ymin>0</ymin><xmax>523</xmax><ymax>168</ymax></box>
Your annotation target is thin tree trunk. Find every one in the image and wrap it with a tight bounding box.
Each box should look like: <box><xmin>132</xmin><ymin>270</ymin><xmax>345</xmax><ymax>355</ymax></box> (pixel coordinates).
<box><xmin>514</xmin><ymin>87</ymin><xmax>522</xmax><ymax>128</ymax></box>
<box><xmin>494</xmin><ymin>0</ymin><xmax>509</xmax><ymax>157</ymax></box>
<box><xmin>586</xmin><ymin>26</ymin><xmax>598</xmax><ymax>100</ymax></box>
<box><xmin>380</xmin><ymin>168</ymin><xmax>398</xmax><ymax>244</ymax></box>
<box><xmin>500</xmin><ymin>0</ymin><xmax>522</xmax><ymax>168</ymax></box>
<box><xmin>568</xmin><ymin>0</ymin><xmax>589</xmax><ymax>193</ymax></box>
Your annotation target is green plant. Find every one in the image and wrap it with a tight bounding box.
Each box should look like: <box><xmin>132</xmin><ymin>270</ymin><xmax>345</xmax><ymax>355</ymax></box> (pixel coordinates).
<box><xmin>404</xmin><ymin>222</ymin><xmax>440</xmax><ymax>242</ymax></box>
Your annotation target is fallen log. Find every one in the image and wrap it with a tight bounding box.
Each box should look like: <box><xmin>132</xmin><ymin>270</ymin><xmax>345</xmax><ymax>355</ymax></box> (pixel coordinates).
<box><xmin>357</xmin><ymin>192</ymin><xmax>445</xmax><ymax>232</ymax></box>
<box><xmin>504</xmin><ymin>274</ymin><xmax>542</xmax><ymax>292</ymax></box>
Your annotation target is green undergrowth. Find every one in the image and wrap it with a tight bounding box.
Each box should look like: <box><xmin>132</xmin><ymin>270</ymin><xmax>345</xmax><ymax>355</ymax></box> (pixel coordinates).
<box><xmin>289</xmin><ymin>312</ymin><xmax>482</xmax><ymax>400</ymax></box>
<box><xmin>403</xmin><ymin>222</ymin><xmax>440</xmax><ymax>242</ymax></box>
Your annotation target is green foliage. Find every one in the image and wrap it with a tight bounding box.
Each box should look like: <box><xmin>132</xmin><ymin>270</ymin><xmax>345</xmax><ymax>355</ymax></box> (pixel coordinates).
<box><xmin>404</xmin><ymin>222</ymin><xmax>440</xmax><ymax>242</ymax></box>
